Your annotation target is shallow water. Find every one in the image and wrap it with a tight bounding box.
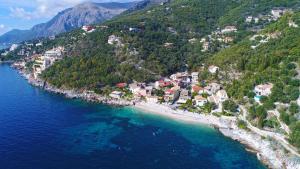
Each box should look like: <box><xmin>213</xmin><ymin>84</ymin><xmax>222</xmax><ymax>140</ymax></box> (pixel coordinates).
<box><xmin>0</xmin><ymin>64</ymin><xmax>266</xmax><ymax>169</ymax></box>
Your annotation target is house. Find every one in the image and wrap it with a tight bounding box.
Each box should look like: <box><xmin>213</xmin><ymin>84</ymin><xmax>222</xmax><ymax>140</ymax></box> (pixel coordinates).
<box><xmin>35</xmin><ymin>42</ymin><xmax>43</xmax><ymax>47</ymax></box>
<box><xmin>116</xmin><ymin>83</ymin><xmax>127</xmax><ymax>88</ymax></box>
<box><xmin>139</xmin><ymin>86</ymin><xmax>153</xmax><ymax>97</ymax></box>
<box><xmin>254</xmin><ymin>83</ymin><xmax>273</xmax><ymax>96</ymax></box>
<box><xmin>221</xmin><ymin>26</ymin><xmax>237</xmax><ymax>34</ymax></box>
<box><xmin>193</xmin><ymin>95</ymin><xmax>207</xmax><ymax>107</ymax></box>
<box><xmin>10</xmin><ymin>44</ymin><xmax>18</xmax><ymax>51</ymax></box>
<box><xmin>129</xmin><ymin>82</ymin><xmax>141</xmax><ymax>94</ymax></box>
<box><xmin>155</xmin><ymin>79</ymin><xmax>172</xmax><ymax>89</ymax></box>
<box><xmin>82</xmin><ymin>25</ymin><xmax>95</xmax><ymax>32</ymax></box>
<box><xmin>164</xmin><ymin>89</ymin><xmax>175</xmax><ymax>102</ymax></box>
<box><xmin>189</xmin><ymin>38</ymin><xmax>197</xmax><ymax>44</ymax></box>
<box><xmin>177</xmin><ymin>89</ymin><xmax>190</xmax><ymax>104</ymax></box>
<box><xmin>202</xmin><ymin>42</ymin><xmax>210</xmax><ymax>52</ymax></box>
<box><xmin>289</xmin><ymin>20</ymin><xmax>298</xmax><ymax>28</ymax></box>
<box><xmin>271</xmin><ymin>8</ymin><xmax>288</xmax><ymax>19</ymax></box>
<box><xmin>245</xmin><ymin>16</ymin><xmax>253</xmax><ymax>23</ymax></box>
<box><xmin>216</xmin><ymin>90</ymin><xmax>228</xmax><ymax>103</ymax></box>
<box><xmin>191</xmin><ymin>72</ymin><xmax>199</xmax><ymax>84</ymax></box>
<box><xmin>44</xmin><ymin>47</ymin><xmax>63</xmax><ymax>58</ymax></box>
<box><xmin>129</xmin><ymin>27</ymin><xmax>141</xmax><ymax>32</ymax></box>
<box><xmin>170</xmin><ymin>72</ymin><xmax>190</xmax><ymax>81</ymax></box>
<box><xmin>49</xmin><ymin>35</ymin><xmax>55</xmax><ymax>40</ymax></box>
<box><xmin>164</xmin><ymin>43</ymin><xmax>173</xmax><ymax>48</ymax></box>
<box><xmin>191</xmin><ymin>85</ymin><xmax>203</xmax><ymax>94</ymax></box>
<box><xmin>108</xmin><ymin>35</ymin><xmax>122</xmax><ymax>46</ymax></box>
<box><xmin>204</xmin><ymin>83</ymin><xmax>221</xmax><ymax>95</ymax></box>
<box><xmin>109</xmin><ymin>91</ymin><xmax>123</xmax><ymax>99</ymax></box>
<box><xmin>224</xmin><ymin>37</ymin><xmax>234</xmax><ymax>43</ymax></box>
<box><xmin>146</xmin><ymin>96</ymin><xmax>159</xmax><ymax>103</ymax></box>
<box><xmin>208</xmin><ymin>65</ymin><xmax>219</xmax><ymax>74</ymax></box>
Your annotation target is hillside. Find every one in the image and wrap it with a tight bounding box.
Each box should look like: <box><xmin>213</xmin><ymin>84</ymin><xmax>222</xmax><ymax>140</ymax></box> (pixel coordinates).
<box><xmin>36</xmin><ymin>0</ymin><xmax>300</xmax><ymax>89</ymax></box>
<box><xmin>0</xmin><ymin>2</ymin><xmax>136</xmax><ymax>44</ymax></box>
<box><xmin>209</xmin><ymin>12</ymin><xmax>300</xmax><ymax>147</ymax></box>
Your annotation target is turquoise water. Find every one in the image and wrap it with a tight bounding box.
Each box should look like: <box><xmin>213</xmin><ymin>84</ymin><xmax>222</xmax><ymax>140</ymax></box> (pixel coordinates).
<box><xmin>0</xmin><ymin>64</ymin><xmax>266</xmax><ymax>169</ymax></box>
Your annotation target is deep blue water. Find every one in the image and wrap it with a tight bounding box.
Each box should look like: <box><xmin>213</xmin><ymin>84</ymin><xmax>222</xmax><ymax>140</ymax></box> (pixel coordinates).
<box><xmin>0</xmin><ymin>64</ymin><xmax>266</xmax><ymax>169</ymax></box>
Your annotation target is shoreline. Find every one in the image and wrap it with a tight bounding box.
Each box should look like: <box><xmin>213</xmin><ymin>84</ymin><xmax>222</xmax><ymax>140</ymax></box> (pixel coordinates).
<box><xmin>13</xmin><ymin>65</ymin><xmax>300</xmax><ymax>169</ymax></box>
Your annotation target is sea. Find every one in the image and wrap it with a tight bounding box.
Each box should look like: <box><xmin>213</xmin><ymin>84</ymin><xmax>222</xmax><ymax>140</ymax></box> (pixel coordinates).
<box><xmin>0</xmin><ymin>64</ymin><xmax>266</xmax><ymax>169</ymax></box>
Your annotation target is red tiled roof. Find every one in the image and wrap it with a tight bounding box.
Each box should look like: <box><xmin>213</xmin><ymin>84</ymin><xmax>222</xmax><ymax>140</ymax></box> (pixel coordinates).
<box><xmin>116</xmin><ymin>83</ymin><xmax>127</xmax><ymax>88</ymax></box>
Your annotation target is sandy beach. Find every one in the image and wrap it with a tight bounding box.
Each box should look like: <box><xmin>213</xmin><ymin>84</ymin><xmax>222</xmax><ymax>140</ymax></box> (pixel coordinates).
<box><xmin>133</xmin><ymin>102</ymin><xmax>300</xmax><ymax>169</ymax></box>
<box><xmin>13</xmin><ymin>65</ymin><xmax>300</xmax><ymax>169</ymax></box>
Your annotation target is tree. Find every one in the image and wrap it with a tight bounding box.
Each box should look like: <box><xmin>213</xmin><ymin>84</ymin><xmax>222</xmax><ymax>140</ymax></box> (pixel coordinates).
<box><xmin>289</xmin><ymin>122</ymin><xmax>300</xmax><ymax>148</ymax></box>
<box><xmin>289</xmin><ymin>103</ymin><xmax>299</xmax><ymax>115</ymax></box>
<box><xmin>223</xmin><ymin>100</ymin><xmax>238</xmax><ymax>113</ymax></box>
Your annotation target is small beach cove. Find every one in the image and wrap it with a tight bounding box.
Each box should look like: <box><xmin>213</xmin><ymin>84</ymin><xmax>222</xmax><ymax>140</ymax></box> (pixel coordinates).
<box><xmin>0</xmin><ymin>64</ymin><xmax>268</xmax><ymax>169</ymax></box>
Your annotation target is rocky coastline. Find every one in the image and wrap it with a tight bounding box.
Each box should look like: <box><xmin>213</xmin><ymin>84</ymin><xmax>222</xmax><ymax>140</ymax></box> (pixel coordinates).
<box><xmin>13</xmin><ymin>65</ymin><xmax>300</xmax><ymax>169</ymax></box>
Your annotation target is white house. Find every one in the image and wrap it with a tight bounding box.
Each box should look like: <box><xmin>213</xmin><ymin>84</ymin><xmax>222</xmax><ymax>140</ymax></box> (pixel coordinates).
<box><xmin>129</xmin><ymin>82</ymin><xmax>141</xmax><ymax>95</ymax></box>
<box><xmin>191</xmin><ymin>72</ymin><xmax>199</xmax><ymax>84</ymax></box>
<box><xmin>193</xmin><ymin>95</ymin><xmax>207</xmax><ymax>107</ymax></box>
<box><xmin>245</xmin><ymin>16</ymin><xmax>253</xmax><ymax>23</ymax></box>
<box><xmin>271</xmin><ymin>8</ymin><xmax>288</xmax><ymax>19</ymax></box>
<box><xmin>216</xmin><ymin>90</ymin><xmax>228</xmax><ymax>103</ymax></box>
<box><xmin>208</xmin><ymin>65</ymin><xmax>219</xmax><ymax>74</ymax></box>
<box><xmin>202</xmin><ymin>42</ymin><xmax>210</xmax><ymax>52</ymax></box>
<box><xmin>146</xmin><ymin>96</ymin><xmax>159</xmax><ymax>103</ymax></box>
<box><xmin>36</xmin><ymin>42</ymin><xmax>43</xmax><ymax>47</ymax></box>
<box><xmin>108</xmin><ymin>35</ymin><xmax>122</xmax><ymax>46</ymax></box>
<box><xmin>10</xmin><ymin>44</ymin><xmax>19</xmax><ymax>51</ymax></box>
<box><xmin>289</xmin><ymin>20</ymin><xmax>299</xmax><ymax>28</ymax></box>
<box><xmin>254</xmin><ymin>83</ymin><xmax>273</xmax><ymax>96</ymax></box>
<box><xmin>221</xmin><ymin>26</ymin><xmax>237</xmax><ymax>34</ymax></box>
<box><xmin>177</xmin><ymin>89</ymin><xmax>190</xmax><ymax>104</ymax></box>
<box><xmin>109</xmin><ymin>91</ymin><xmax>123</xmax><ymax>99</ymax></box>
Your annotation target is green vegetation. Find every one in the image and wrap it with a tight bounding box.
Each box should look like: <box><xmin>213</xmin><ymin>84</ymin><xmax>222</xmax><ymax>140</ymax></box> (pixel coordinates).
<box><xmin>237</xmin><ymin>120</ymin><xmax>247</xmax><ymax>129</ymax></box>
<box><xmin>222</xmin><ymin>99</ymin><xmax>238</xmax><ymax>113</ymax></box>
<box><xmin>39</xmin><ymin>0</ymin><xmax>300</xmax><ymax>89</ymax></box>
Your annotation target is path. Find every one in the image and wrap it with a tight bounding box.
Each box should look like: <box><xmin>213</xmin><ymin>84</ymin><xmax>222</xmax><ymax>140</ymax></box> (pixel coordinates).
<box><xmin>239</xmin><ymin>106</ymin><xmax>300</xmax><ymax>157</ymax></box>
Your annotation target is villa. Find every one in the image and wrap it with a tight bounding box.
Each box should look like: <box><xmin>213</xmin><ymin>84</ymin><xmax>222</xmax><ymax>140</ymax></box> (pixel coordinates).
<box><xmin>271</xmin><ymin>8</ymin><xmax>288</xmax><ymax>19</ymax></box>
<box><xmin>155</xmin><ymin>78</ymin><xmax>172</xmax><ymax>89</ymax></box>
<box><xmin>221</xmin><ymin>26</ymin><xmax>237</xmax><ymax>34</ymax></box>
<box><xmin>208</xmin><ymin>65</ymin><xmax>219</xmax><ymax>74</ymax></box>
<box><xmin>193</xmin><ymin>95</ymin><xmax>207</xmax><ymax>107</ymax></box>
<box><xmin>108</xmin><ymin>35</ymin><xmax>122</xmax><ymax>46</ymax></box>
<box><xmin>109</xmin><ymin>91</ymin><xmax>123</xmax><ymax>99</ymax></box>
<box><xmin>191</xmin><ymin>72</ymin><xmax>199</xmax><ymax>84</ymax></box>
<box><xmin>146</xmin><ymin>96</ymin><xmax>159</xmax><ymax>103</ymax></box>
<box><xmin>177</xmin><ymin>89</ymin><xmax>190</xmax><ymax>104</ymax></box>
<box><xmin>82</xmin><ymin>25</ymin><xmax>95</xmax><ymax>33</ymax></box>
<box><xmin>202</xmin><ymin>42</ymin><xmax>210</xmax><ymax>52</ymax></box>
<box><xmin>191</xmin><ymin>85</ymin><xmax>204</xmax><ymax>94</ymax></box>
<box><xmin>216</xmin><ymin>90</ymin><xmax>229</xmax><ymax>103</ymax></box>
<box><xmin>164</xmin><ymin>89</ymin><xmax>176</xmax><ymax>102</ymax></box>
<box><xmin>116</xmin><ymin>83</ymin><xmax>127</xmax><ymax>88</ymax></box>
<box><xmin>254</xmin><ymin>83</ymin><xmax>273</xmax><ymax>96</ymax></box>
<box><xmin>245</xmin><ymin>16</ymin><xmax>253</xmax><ymax>23</ymax></box>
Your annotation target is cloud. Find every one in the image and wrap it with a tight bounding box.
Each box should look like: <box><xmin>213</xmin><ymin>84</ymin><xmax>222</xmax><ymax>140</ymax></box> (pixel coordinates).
<box><xmin>9</xmin><ymin>0</ymin><xmax>87</xmax><ymax>20</ymax></box>
<box><xmin>0</xmin><ymin>24</ymin><xmax>4</xmax><ymax>29</ymax></box>
<box><xmin>10</xmin><ymin>7</ymin><xmax>34</xmax><ymax>20</ymax></box>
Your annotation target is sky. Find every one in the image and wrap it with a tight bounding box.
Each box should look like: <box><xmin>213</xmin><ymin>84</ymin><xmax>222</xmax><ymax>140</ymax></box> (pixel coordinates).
<box><xmin>0</xmin><ymin>0</ymin><xmax>137</xmax><ymax>35</ymax></box>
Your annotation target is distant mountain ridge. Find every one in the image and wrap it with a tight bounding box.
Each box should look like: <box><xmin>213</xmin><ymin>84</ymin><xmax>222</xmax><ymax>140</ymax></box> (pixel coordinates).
<box><xmin>0</xmin><ymin>2</ymin><xmax>137</xmax><ymax>44</ymax></box>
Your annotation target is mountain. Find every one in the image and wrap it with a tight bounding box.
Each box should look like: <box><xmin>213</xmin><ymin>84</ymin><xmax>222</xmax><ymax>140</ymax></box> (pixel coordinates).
<box><xmin>0</xmin><ymin>2</ymin><xmax>136</xmax><ymax>44</ymax></box>
<box><xmin>128</xmin><ymin>0</ymin><xmax>170</xmax><ymax>11</ymax></box>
